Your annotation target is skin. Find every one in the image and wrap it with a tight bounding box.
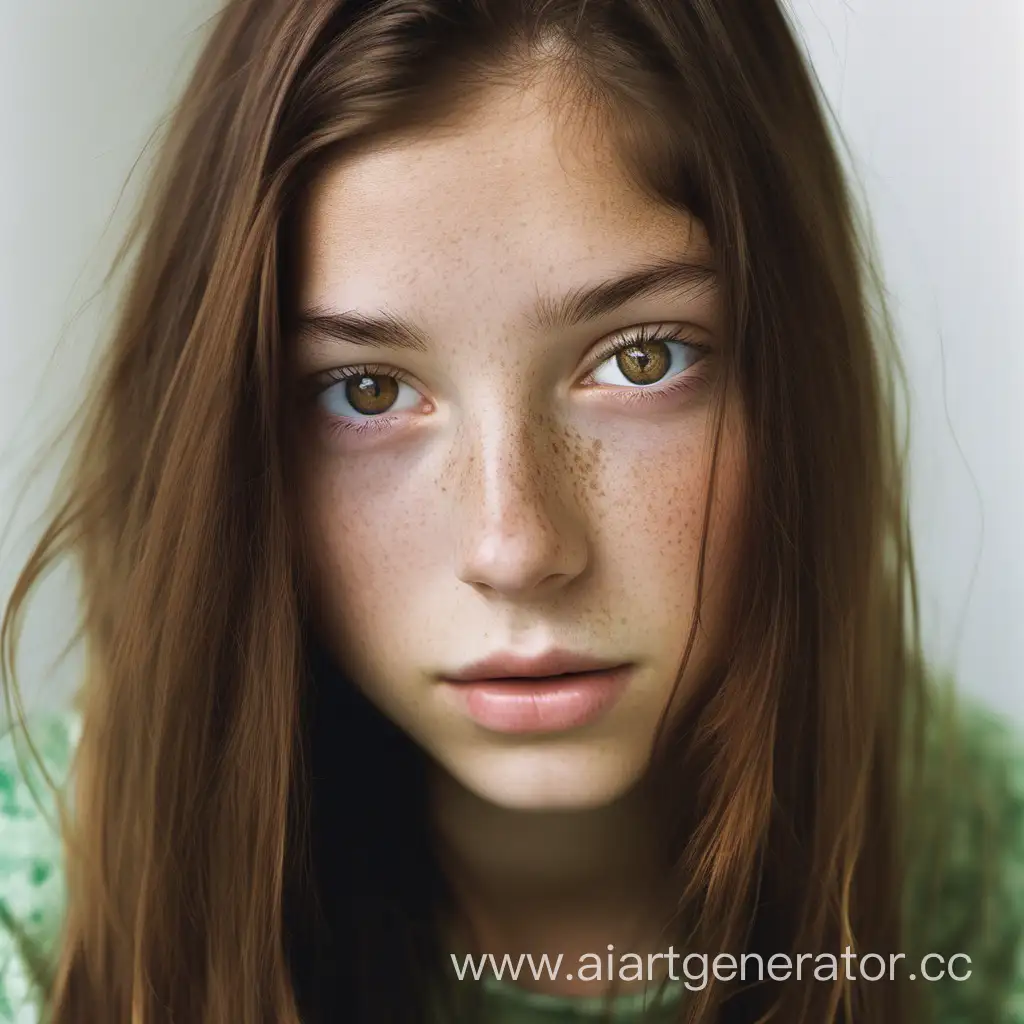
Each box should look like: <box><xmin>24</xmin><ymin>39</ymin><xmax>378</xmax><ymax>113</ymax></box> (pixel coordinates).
<box><xmin>291</xmin><ymin>71</ymin><xmax>747</xmax><ymax>993</ymax></box>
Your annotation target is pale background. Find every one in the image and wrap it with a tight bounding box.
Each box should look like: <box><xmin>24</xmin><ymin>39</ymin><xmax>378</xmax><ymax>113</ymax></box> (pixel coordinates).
<box><xmin>0</xmin><ymin>1</ymin><xmax>1021</xmax><ymax>720</ymax></box>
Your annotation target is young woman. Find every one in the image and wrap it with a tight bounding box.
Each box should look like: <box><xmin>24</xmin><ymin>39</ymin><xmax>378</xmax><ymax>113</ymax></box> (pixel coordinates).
<box><xmin>1</xmin><ymin>0</ymin><xmax>1021</xmax><ymax>1022</ymax></box>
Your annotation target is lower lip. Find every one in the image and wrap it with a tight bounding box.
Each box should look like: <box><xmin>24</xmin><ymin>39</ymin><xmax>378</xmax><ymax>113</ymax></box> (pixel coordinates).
<box><xmin>445</xmin><ymin>667</ymin><xmax>632</xmax><ymax>734</ymax></box>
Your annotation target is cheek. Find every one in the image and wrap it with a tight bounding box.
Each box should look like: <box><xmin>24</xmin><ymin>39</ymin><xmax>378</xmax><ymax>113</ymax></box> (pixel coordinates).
<box><xmin>585</xmin><ymin>426</ymin><xmax>724</xmax><ymax>573</ymax></box>
<box><xmin>296</xmin><ymin>454</ymin><xmax>445</xmax><ymax>650</ymax></box>
<box><xmin>581</xmin><ymin>402</ymin><xmax>746</xmax><ymax>650</ymax></box>
<box><xmin>628</xmin><ymin>467</ymin><xmax>703</xmax><ymax>654</ymax></box>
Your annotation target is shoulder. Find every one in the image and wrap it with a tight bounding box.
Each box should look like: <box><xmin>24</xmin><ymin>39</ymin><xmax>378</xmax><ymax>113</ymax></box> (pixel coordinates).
<box><xmin>905</xmin><ymin>691</ymin><xmax>1024</xmax><ymax>1023</ymax></box>
<box><xmin>0</xmin><ymin>709</ymin><xmax>79</xmax><ymax>1023</ymax></box>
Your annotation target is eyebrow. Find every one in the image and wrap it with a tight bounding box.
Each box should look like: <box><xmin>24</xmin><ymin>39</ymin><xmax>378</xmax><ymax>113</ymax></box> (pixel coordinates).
<box><xmin>293</xmin><ymin>255</ymin><xmax>718</xmax><ymax>353</ymax></box>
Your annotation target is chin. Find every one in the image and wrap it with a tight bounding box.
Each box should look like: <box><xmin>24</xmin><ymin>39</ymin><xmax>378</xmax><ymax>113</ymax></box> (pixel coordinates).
<box><xmin>446</xmin><ymin>743</ymin><xmax>652</xmax><ymax>811</ymax></box>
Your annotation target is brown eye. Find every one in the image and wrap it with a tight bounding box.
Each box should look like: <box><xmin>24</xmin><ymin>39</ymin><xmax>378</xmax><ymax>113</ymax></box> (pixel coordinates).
<box><xmin>615</xmin><ymin>340</ymin><xmax>671</xmax><ymax>385</ymax></box>
<box><xmin>345</xmin><ymin>374</ymin><xmax>399</xmax><ymax>415</ymax></box>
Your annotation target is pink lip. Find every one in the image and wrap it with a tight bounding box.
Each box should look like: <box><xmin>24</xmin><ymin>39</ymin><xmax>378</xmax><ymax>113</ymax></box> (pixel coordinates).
<box><xmin>440</xmin><ymin>655</ymin><xmax>634</xmax><ymax>734</ymax></box>
<box><xmin>443</xmin><ymin>649</ymin><xmax>627</xmax><ymax>682</ymax></box>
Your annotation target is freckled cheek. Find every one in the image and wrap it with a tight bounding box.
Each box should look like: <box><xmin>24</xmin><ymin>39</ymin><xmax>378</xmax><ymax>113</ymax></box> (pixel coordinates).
<box><xmin>297</xmin><ymin>458</ymin><xmax>448</xmax><ymax>613</ymax></box>
<box><xmin>588</xmin><ymin>433</ymin><xmax>708</xmax><ymax>564</ymax></box>
<box><xmin>586</xmin><ymin>419</ymin><xmax>744</xmax><ymax>665</ymax></box>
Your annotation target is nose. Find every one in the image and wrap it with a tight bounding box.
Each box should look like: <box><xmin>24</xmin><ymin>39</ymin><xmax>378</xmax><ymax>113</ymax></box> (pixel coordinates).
<box><xmin>451</xmin><ymin>415</ymin><xmax>589</xmax><ymax>598</ymax></box>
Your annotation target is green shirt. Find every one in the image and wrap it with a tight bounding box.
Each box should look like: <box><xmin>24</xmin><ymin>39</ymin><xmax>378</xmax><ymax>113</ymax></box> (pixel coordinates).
<box><xmin>1</xmin><ymin>702</ymin><xmax>1023</xmax><ymax>1022</ymax></box>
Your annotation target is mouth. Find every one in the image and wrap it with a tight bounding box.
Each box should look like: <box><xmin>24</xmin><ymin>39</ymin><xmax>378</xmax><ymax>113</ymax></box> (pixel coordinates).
<box><xmin>439</xmin><ymin>656</ymin><xmax>634</xmax><ymax>734</ymax></box>
<box><xmin>442</xmin><ymin>649</ymin><xmax>629</xmax><ymax>682</ymax></box>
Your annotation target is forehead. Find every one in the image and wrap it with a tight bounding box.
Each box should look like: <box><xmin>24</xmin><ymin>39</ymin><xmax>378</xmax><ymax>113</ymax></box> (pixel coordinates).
<box><xmin>295</xmin><ymin>79</ymin><xmax>711</xmax><ymax>315</ymax></box>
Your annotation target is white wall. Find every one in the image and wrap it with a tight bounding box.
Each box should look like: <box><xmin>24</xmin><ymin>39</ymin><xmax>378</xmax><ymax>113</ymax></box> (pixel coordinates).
<box><xmin>1</xmin><ymin>0</ymin><xmax>1020</xmax><ymax>720</ymax></box>
<box><xmin>0</xmin><ymin>0</ymin><xmax>212</xmax><ymax>713</ymax></box>
<box><xmin>787</xmin><ymin>0</ymin><xmax>1023</xmax><ymax>720</ymax></box>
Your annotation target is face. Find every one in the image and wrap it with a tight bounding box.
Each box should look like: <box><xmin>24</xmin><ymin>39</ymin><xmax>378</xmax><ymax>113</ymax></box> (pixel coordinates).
<box><xmin>291</xmin><ymin>75</ymin><xmax>746</xmax><ymax>811</ymax></box>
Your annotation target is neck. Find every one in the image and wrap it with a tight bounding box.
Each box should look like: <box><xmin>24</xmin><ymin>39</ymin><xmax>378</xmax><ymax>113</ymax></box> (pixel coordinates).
<box><xmin>428</xmin><ymin>765</ymin><xmax>675</xmax><ymax>996</ymax></box>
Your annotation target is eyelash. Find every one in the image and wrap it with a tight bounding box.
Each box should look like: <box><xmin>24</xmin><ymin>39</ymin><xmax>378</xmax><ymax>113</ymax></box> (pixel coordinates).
<box><xmin>582</xmin><ymin>324</ymin><xmax>712</xmax><ymax>404</ymax></box>
<box><xmin>312</xmin><ymin>363</ymin><xmax>420</xmax><ymax>439</ymax></box>
<box><xmin>311</xmin><ymin>325</ymin><xmax>712</xmax><ymax>439</ymax></box>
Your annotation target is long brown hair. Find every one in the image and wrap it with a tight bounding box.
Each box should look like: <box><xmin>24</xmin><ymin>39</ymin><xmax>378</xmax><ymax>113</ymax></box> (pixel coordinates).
<box><xmin>1</xmin><ymin>0</ymin><xmax>951</xmax><ymax>1021</ymax></box>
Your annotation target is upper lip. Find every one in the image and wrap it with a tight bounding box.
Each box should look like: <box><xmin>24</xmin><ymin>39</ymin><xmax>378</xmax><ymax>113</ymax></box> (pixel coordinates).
<box><xmin>443</xmin><ymin>650</ymin><xmax>628</xmax><ymax>682</ymax></box>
